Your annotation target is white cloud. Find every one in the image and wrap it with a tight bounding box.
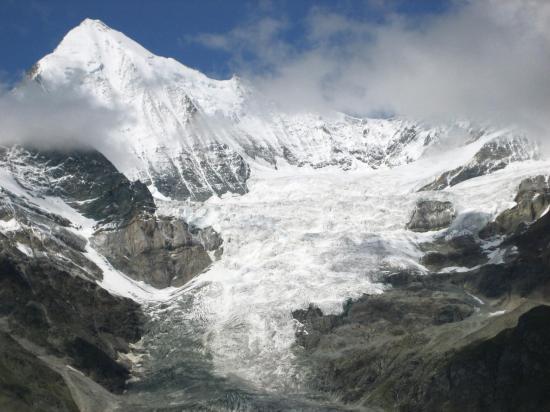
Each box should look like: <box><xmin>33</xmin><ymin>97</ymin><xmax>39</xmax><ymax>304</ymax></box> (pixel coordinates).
<box><xmin>0</xmin><ymin>79</ymin><xmax>130</xmax><ymax>162</ymax></box>
<box><xmin>190</xmin><ymin>17</ymin><xmax>290</xmax><ymax>72</ymax></box>
<box><xmin>192</xmin><ymin>0</ymin><xmax>550</xmax><ymax>139</ymax></box>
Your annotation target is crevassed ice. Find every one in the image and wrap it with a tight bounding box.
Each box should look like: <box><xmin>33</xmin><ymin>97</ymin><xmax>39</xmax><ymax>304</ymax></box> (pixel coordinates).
<box><xmin>150</xmin><ymin>150</ymin><xmax>550</xmax><ymax>390</ymax></box>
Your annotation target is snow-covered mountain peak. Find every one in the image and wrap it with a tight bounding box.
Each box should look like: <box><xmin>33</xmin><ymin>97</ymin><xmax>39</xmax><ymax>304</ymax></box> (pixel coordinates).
<box><xmin>36</xmin><ymin>18</ymin><xmax>152</xmax><ymax>81</ymax></box>
<box><xmin>76</xmin><ymin>17</ymin><xmax>113</xmax><ymax>33</ymax></box>
<box><xmin>33</xmin><ymin>18</ymin><xmax>244</xmax><ymax>113</ymax></box>
<box><xmin>23</xmin><ymin>19</ymin><xmax>536</xmax><ymax>202</ymax></box>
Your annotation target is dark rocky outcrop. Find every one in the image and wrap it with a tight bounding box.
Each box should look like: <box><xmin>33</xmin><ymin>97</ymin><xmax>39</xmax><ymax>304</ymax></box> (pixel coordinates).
<box><xmin>0</xmin><ymin>189</ymin><xmax>102</xmax><ymax>282</ymax></box>
<box><xmin>422</xmin><ymin>305</ymin><xmax>550</xmax><ymax>412</ymax></box>
<box><xmin>293</xmin><ymin>273</ymin><xmax>550</xmax><ymax>411</ymax></box>
<box><xmin>1</xmin><ymin>144</ymin><xmax>224</xmax><ymax>289</ymax></box>
<box><xmin>292</xmin><ymin>272</ymin><xmax>479</xmax><ymax>409</ymax></box>
<box><xmin>406</xmin><ymin>199</ymin><xmax>456</xmax><ymax>232</ymax></box>
<box><xmin>0</xmin><ymin>145</ymin><xmax>156</xmax><ymax>226</ymax></box>
<box><xmin>420</xmin><ymin>136</ymin><xmax>536</xmax><ymax>191</ymax></box>
<box><xmin>0</xmin><ymin>137</ymin><xmax>227</xmax><ymax>409</ymax></box>
<box><xmin>293</xmin><ymin>176</ymin><xmax>550</xmax><ymax>411</ymax></box>
<box><xmin>480</xmin><ymin>175</ymin><xmax>550</xmax><ymax>238</ymax></box>
<box><xmin>0</xmin><ymin>240</ymin><xmax>145</xmax><ymax>394</ymax></box>
<box><xmin>459</xmin><ymin>197</ymin><xmax>550</xmax><ymax>301</ymax></box>
<box><xmin>148</xmin><ymin>143</ymin><xmax>251</xmax><ymax>201</ymax></box>
<box><xmin>92</xmin><ymin>216</ymin><xmax>221</xmax><ymax>288</ymax></box>
<box><xmin>36</xmin><ymin>149</ymin><xmax>155</xmax><ymax>225</ymax></box>
<box><xmin>0</xmin><ymin>332</ymin><xmax>79</xmax><ymax>412</ymax></box>
<box><xmin>420</xmin><ymin>234</ymin><xmax>487</xmax><ymax>271</ymax></box>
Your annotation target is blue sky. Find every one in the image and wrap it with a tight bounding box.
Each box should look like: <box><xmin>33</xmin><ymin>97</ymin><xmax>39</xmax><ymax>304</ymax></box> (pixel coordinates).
<box><xmin>0</xmin><ymin>0</ymin><xmax>451</xmax><ymax>84</ymax></box>
<box><xmin>1</xmin><ymin>0</ymin><xmax>547</xmax><ymax>135</ymax></box>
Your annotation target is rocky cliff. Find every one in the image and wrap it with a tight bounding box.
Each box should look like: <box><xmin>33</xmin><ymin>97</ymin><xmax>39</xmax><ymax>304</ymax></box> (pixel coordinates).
<box><xmin>0</xmin><ymin>144</ymin><xmax>224</xmax><ymax>409</ymax></box>
<box><xmin>92</xmin><ymin>216</ymin><xmax>222</xmax><ymax>288</ymax></box>
<box><xmin>0</xmin><ymin>233</ymin><xmax>145</xmax><ymax>409</ymax></box>
<box><xmin>293</xmin><ymin>178</ymin><xmax>550</xmax><ymax>411</ymax></box>
<box><xmin>420</xmin><ymin>136</ymin><xmax>537</xmax><ymax>191</ymax></box>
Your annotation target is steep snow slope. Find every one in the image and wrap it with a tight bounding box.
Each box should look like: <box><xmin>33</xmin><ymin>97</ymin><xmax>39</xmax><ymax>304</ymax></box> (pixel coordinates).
<box><xmin>31</xmin><ymin>18</ymin><xmax>498</xmax><ymax>201</ymax></box>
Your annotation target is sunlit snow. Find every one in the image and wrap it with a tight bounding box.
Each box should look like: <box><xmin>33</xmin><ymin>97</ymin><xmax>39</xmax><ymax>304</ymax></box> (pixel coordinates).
<box><xmin>148</xmin><ymin>151</ymin><xmax>550</xmax><ymax>390</ymax></box>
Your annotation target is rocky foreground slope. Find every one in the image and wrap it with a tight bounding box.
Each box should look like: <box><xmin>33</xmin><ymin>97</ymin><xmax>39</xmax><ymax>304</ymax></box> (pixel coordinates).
<box><xmin>293</xmin><ymin>175</ymin><xmax>550</xmax><ymax>412</ymax></box>
<box><xmin>0</xmin><ymin>145</ymin><xmax>222</xmax><ymax>410</ymax></box>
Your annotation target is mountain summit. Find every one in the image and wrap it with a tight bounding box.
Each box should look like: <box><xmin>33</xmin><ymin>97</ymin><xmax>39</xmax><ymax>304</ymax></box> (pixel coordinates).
<box><xmin>27</xmin><ymin>19</ymin><xmax>466</xmax><ymax>201</ymax></box>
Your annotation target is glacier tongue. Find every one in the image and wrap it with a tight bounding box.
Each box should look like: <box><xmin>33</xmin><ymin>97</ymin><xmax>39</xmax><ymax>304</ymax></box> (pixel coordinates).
<box><xmin>139</xmin><ymin>150</ymin><xmax>550</xmax><ymax>395</ymax></box>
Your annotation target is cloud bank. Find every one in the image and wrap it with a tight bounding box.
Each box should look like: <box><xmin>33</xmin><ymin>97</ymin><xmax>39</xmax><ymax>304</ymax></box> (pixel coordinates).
<box><xmin>192</xmin><ymin>0</ymin><xmax>550</xmax><ymax>138</ymax></box>
<box><xmin>0</xmin><ymin>79</ymin><xmax>131</xmax><ymax>164</ymax></box>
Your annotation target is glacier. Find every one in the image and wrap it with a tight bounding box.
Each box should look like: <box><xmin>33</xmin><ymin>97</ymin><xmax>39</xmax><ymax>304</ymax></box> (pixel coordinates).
<box><xmin>1</xmin><ymin>17</ymin><xmax>549</xmax><ymax>411</ymax></box>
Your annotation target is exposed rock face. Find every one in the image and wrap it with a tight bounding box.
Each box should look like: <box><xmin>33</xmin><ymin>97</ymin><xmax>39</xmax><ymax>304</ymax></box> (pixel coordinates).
<box><xmin>292</xmin><ymin>272</ymin><xmax>478</xmax><ymax>409</ymax></box>
<box><xmin>0</xmin><ymin>144</ymin><xmax>224</xmax><ymax>289</ymax></box>
<box><xmin>293</xmin><ymin>179</ymin><xmax>550</xmax><ymax>411</ymax></box>
<box><xmin>92</xmin><ymin>216</ymin><xmax>221</xmax><ymax>288</ymax></box>
<box><xmin>420</xmin><ymin>234</ymin><xmax>487</xmax><ymax>271</ymax></box>
<box><xmin>420</xmin><ymin>136</ymin><xmax>537</xmax><ymax>191</ymax></box>
<box><xmin>0</xmin><ymin>188</ymin><xmax>102</xmax><ymax>282</ymax></box>
<box><xmin>0</xmin><ymin>144</ymin><xmax>226</xmax><ymax>406</ymax></box>
<box><xmin>292</xmin><ymin>305</ymin><xmax>342</xmax><ymax>351</ymax></box>
<box><xmin>481</xmin><ymin>175</ymin><xmax>550</xmax><ymax>237</ymax></box>
<box><xmin>406</xmin><ymin>199</ymin><xmax>456</xmax><ymax>232</ymax></box>
<box><xmin>460</xmin><ymin>197</ymin><xmax>550</xmax><ymax>300</ymax></box>
<box><xmin>0</xmin><ymin>236</ymin><xmax>145</xmax><ymax>396</ymax></box>
<box><xmin>148</xmin><ymin>143</ymin><xmax>251</xmax><ymax>201</ymax></box>
<box><xmin>0</xmin><ymin>332</ymin><xmax>79</xmax><ymax>412</ymax></box>
<box><xmin>0</xmin><ymin>145</ymin><xmax>156</xmax><ymax>226</ymax></box>
<box><xmin>422</xmin><ymin>305</ymin><xmax>550</xmax><ymax>412</ymax></box>
<box><xmin>293</xmin><ymin>274</ymin><xmax>550</xmax><ymax>411</ymax></box>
